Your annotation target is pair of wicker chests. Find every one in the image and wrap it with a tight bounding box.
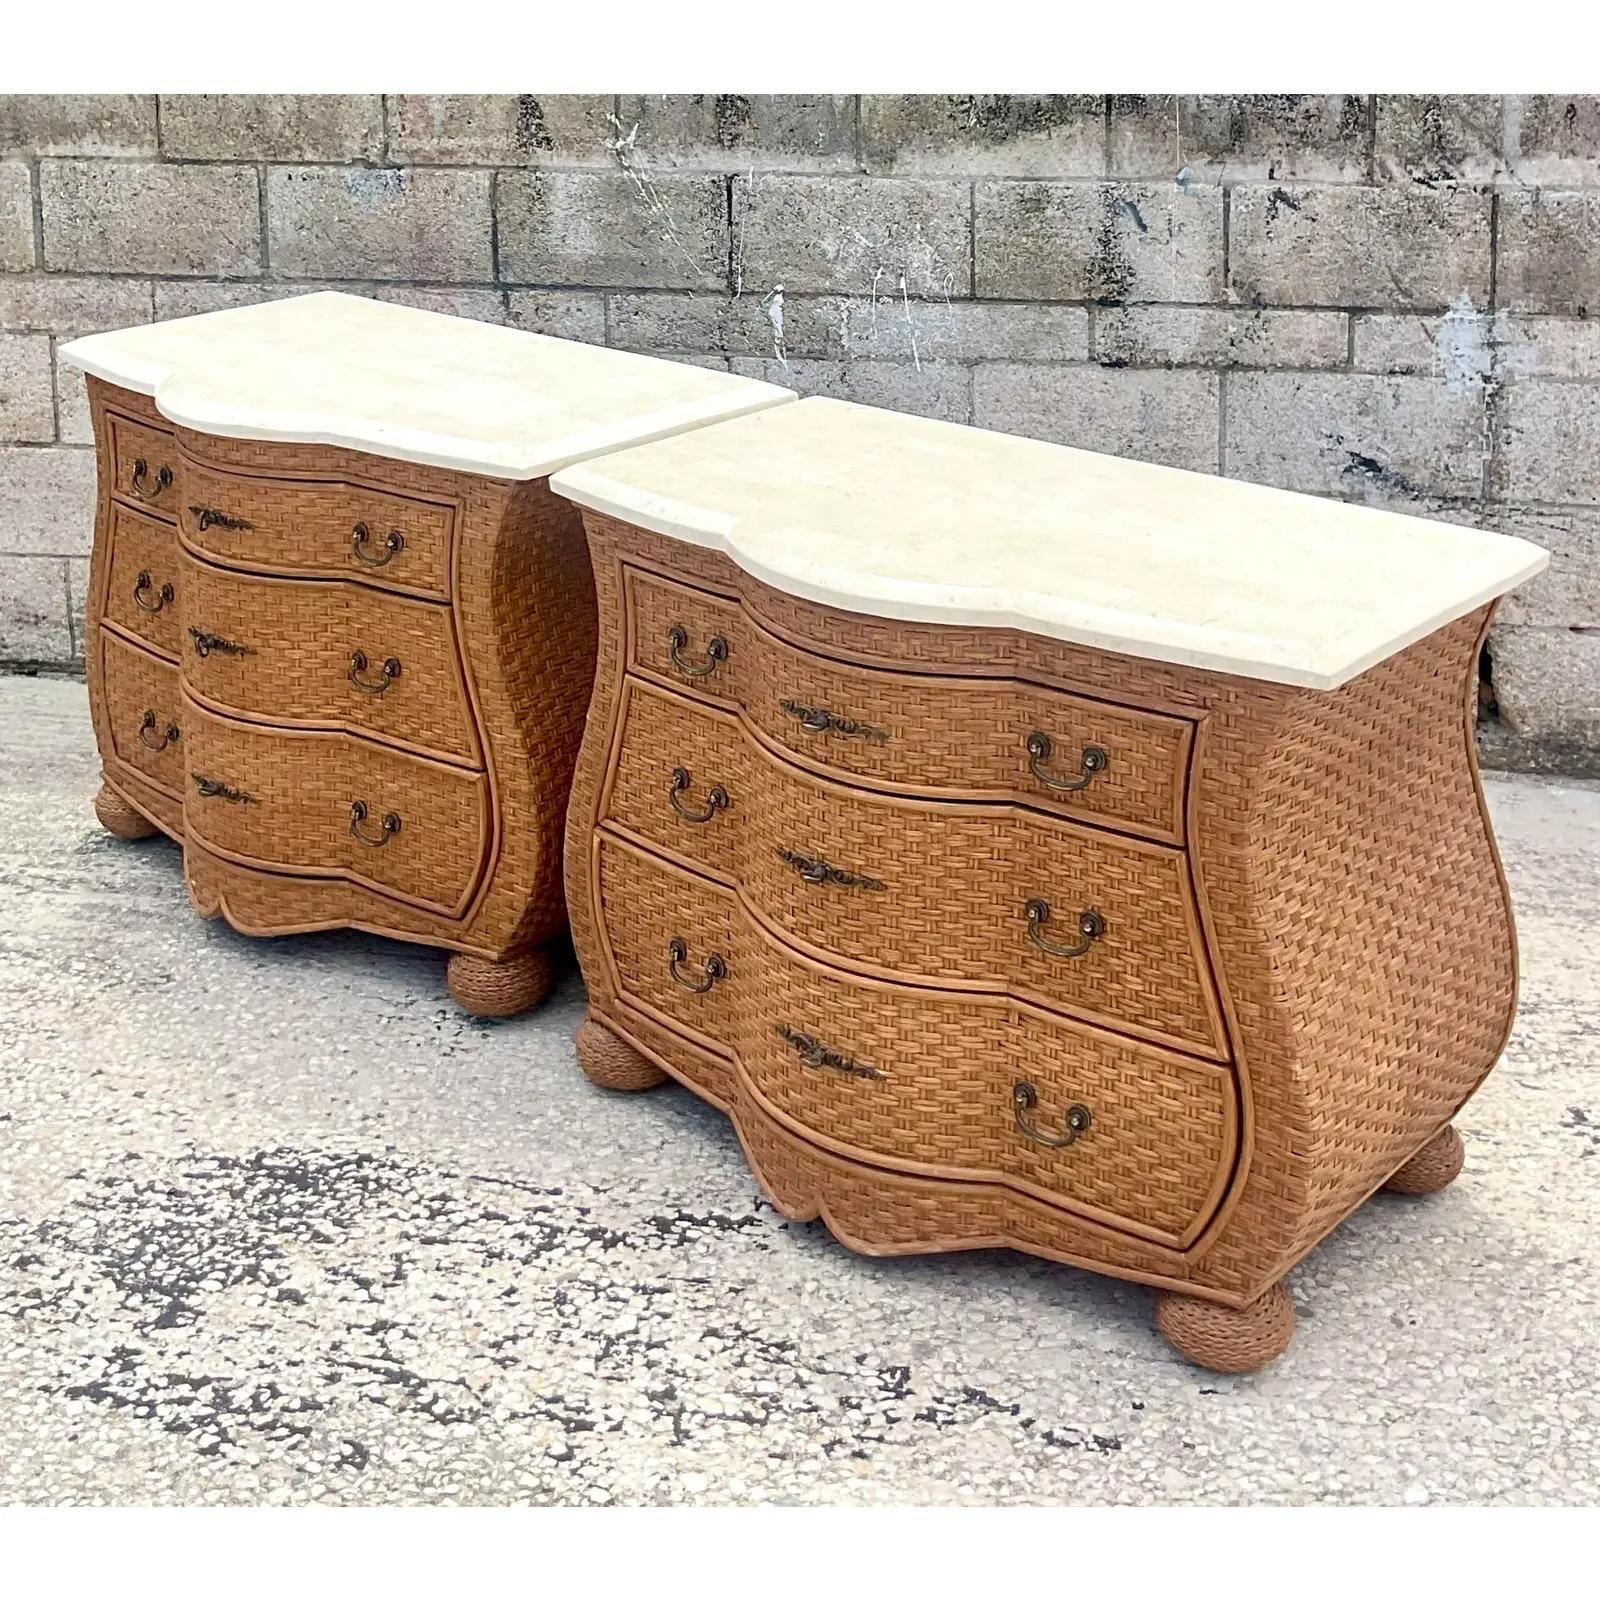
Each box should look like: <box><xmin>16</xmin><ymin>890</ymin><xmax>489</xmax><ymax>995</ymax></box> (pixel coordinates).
<box><xmin>63</xmin><ymin>292</ymin><xmax>1547</xmax><ymax>1372</ymax></box>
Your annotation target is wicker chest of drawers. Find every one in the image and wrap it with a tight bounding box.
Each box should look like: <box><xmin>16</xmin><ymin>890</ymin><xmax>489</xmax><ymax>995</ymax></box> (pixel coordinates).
<box><xmin>551</xmin><ymin>397</ymin><xmax>1547</xmax><ymax>1371</ymax></box>
<box><xmin>64</xmin><ymin>293</ymin><xmax>791</xmax><ymax>1013</ymax></box>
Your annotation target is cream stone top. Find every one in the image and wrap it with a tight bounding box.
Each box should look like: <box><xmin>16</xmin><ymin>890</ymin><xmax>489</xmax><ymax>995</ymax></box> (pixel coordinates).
<box><xmin>59</xmin><ymin>290</ymin><xmax>795</xmax><ymax>481</ymax></box>
<box><xmin>551</xmin><ymin>397</ymin><xmax>1548</xmax><ymax>690</ymax></box>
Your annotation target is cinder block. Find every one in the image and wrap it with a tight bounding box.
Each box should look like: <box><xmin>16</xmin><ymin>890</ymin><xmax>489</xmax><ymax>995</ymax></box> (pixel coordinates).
<box><xmin>1374</xmin><ymin>95</ymin><xmax>1504</xmax><ymax>182</ymax></box>
<box><xmin>0</xmin><ymin>554</ymin><xmax>72</xmax><ymax>663</ymax></box>
<box><xmin>1356</xmin><ymin>308</ymin><xmax>1600</xmax><ymax>381</ymax></box>
<box><xmin>56</xmin><ymin>349</ymin><xmax>92</xmax><ymax>444</ymax></box>
<box><xmin>733</xmin><ymin>175</ymin><xmax>969</xmax><ymax>298</ymax></box>
<box><xmin>267</xmin><ymin>167</ymin><xmax>492</xmax><ymax>283</ymax></box>
<box><xmin>1229</xmin><ymin>184</ymin><xmax>1490</xmax><ymax>309</ymax></box>
<box><xmin>1495</xmin><ymin>317</ymin><xmax>1600</xmax><ymax>379</ymax></box>
<box><xmin>1110</xmin><ymin>94</ymin><xmax>1368</xmax><ymax>179</ymax></box>
<box><xmin>505</xmin><ymin>289</ymin><xmax>607</xmax><ymax>343</ymax></box>
<box><xmin>728</xmin><ymin>356</ymin><xmax>970</xmax><ymax>423</ymax></box>
<box><xmin>1486</xmin><ymin>505</ymin><xmax>1600</xmax><ymax>626</ymax></box>
<box><xmin>0</xmin><ymin>95</ymin><xmax>156</xmax><ymax>157</ymax></box>
<box><xmin>610</xmin><ymin>292</ymin><xmax>780</xmax><ymax>358</ymax></box>
<box><xmin>1488</xmin><ymin>625</ymin><xmax>1600</xmax><ymax>743</ymax></box>
<box><xmin>500</xmin><ymin>169</ymin><xmax>726</xmax><ymax>291</ymax></box>
<box><xmin>370</xmin><ymin>285</ymin><xmax>508</xmax><ymax>324</ymax></box>
<box><xmin>1</xmin><ymin>161</ymin><xmax>33</xmax><ymax>272</ymax></box>
<box><xmin>1497</xmin><ymin>379</ymin><xmax>1600</xmax><ymax>503</ymax></box>
<box><xmin>66</xmin><ymin>555</ymin><xmax>89</xmax><ymax>659</ymax></box>
<box><xmin>1505</xmin><ymin>95</ymin><xmax>1600</xmax><ymax>186</ymax></box>
<box><xmin>973</xmin><ymin>363</ymin><xmax>1219</xmax><ymax>473</ymax></box>
<box><xmin>42</xmin><ymin>160</ymin><xmax>260</xmax><ymax>277</ymax></box>
<box><xmin>1497</xmin><ymin>190</ymin><xmax>1600</xmax><ymax>315</ymax></box>
<box><xmin>862</xmin><ymin>95</ymin><xmax>1103</xmax><ymax>176</ymax></box>
<box><xmin>0</xmin><ymin>334</ymin><xmax>55</xmax><ymax>441</ymax></box>
<box><xmin>976</xmin><ymin>181</ymin><xmax>1223</xmax><ymax>304</ymax></box>
<box><xmin>0</xmin><ymin>276</ymin><xmax>152</xmax><ymax>335</ymax></box>
<box><xmin>1096</xmin><ymin>306</ymin><xmax>1347</xmax><ymax>369</ymax></box>
<box><xmin>1225</xmin><ymin>372</ymin><xmax>1487</xmax><ymax>500</ymax></box>
<box><xmin>152</xmin><ymin>282</ymin><xmax>303</xmax><ymax>320</ymax></box>
<box><xmin>0</xmin><ymin>445</ymin><xmax>98</xmax><ymax>555</ymax></box>
<box><xmin>621</xmin><ymin>95</ymin><xmax>857</xmax><ymax>171</ymax></box>
<box><xmin>387</xmin><ymin>95</ymin><xmax>614</xmax><ymax>166</ymax></box>
<box><xmin>159</xmin><ymin>95</ymin><xmax>383</xmax><ymax>161</ymax></box>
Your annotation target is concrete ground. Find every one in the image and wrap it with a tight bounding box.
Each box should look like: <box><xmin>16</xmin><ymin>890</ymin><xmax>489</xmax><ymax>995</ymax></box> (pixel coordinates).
<box><xmin>2</xmin><ymin>673</ymin><xmax>1597</xmax><ymax>1507</ymax></box>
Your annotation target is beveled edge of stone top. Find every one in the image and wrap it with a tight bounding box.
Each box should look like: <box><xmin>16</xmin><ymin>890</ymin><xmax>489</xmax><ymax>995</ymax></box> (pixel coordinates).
<box><xmin>59</xmin><ymin>290</ymin><xmax>797</xmax><ymax>482</ymax></box>
<box><xmin>550</xmin><ymin>396</ymin><xmax>1550</xmax><ymax>692</ymax></box>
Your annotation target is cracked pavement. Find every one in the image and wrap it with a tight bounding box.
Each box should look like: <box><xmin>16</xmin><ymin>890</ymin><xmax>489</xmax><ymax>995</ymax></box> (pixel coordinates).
<box><xmin>2</xmin><ymin>674</ymin><xmax>1597</xmax><ymax>1505</ymax></box>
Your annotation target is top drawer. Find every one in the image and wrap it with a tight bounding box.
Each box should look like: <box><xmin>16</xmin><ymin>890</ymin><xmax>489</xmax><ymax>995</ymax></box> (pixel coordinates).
<box><xmin>626</xmin><ymin>567</ymin><xmax>1194</xmax><ymax>845</ymax></box>
<box><xmin>107</xmin><ymin>410</ymin><xmax>183</xmax><ymax>521</ymax></box>
<box><xmin>178</xmin><ymin>447</ymin><xmax>457</xmax><ymax>600</ymax></box>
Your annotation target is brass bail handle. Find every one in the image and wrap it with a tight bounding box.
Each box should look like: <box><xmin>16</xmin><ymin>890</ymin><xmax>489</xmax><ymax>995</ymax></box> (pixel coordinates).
<box><xmin>1013</xmin><ymin>1082</ymin><xmax>1092</xmax><ymax>1149</ymax></box>
<box><xmin>132</xmin><ymin>570</ymin><xmax>175</xmax><ymax>613</ymax></box>
<box><xmin>667</xmin><ymin>937</ymin><xmax>726</xmax><ymax>993</ymax></box>
<box><xmin>1025</xmin><ymin>899</ymin><xmax>1105</xmax><ymax>958</ymax></box>
<box><xmin>669</xmin><ymin>765</ymin><xmax>729</xmax><ymax>823</ymax></box>
<box><xmin>128</xmin><ymin>458</ymin><xmax>172</xmax><ymax>502</ymax></box>
<box><xmin>1026</xmin><ymin>733</ymin><xmax>1108</xmax><ymax>792</ymax></box>
<box><xmin>349</xmin><ymin>800</ymin><xmax>401</xmax><ymax>846</ymax></box>
<box><xmin>352</xmin><ymin>523</ymin><xmax>405</xmax><ymax>566</ymax></box>
<box><xmin>668</xmin><ymin>623</ymin><xmax>728</xmax><ymax>678</ymax></box>
<box><xmin>138</xmin><ymin>710</ymin><xmax>179</xmax><ymax>751</ymax></box>
<box><xmin>348</xmin><ymin>650</ymin><xmax>402</xmax><ymax>693</ymax></box>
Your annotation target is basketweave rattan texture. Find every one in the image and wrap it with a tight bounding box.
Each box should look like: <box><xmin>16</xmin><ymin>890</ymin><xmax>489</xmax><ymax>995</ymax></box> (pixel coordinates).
<box><xmin>565</xmin><ymin>510</ymin><xmax>1517</xmax><ymax>1309</ymax></box>
<box><xmin>85</xmin><ymin>377</ymin><xmax>597</xmax><ymax>971</ymax></box>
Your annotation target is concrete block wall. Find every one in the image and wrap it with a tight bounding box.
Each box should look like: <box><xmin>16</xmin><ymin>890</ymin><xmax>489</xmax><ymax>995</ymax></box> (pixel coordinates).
<box><xmin>2</xmin><ymin>93</ymin><xmax>1597</xmax><ymax>770</ymax></box>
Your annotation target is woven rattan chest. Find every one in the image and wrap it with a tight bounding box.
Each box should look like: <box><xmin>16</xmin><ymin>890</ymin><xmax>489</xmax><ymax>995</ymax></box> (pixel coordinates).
<box><xmin>61</xmin><ymin>293</ymin><xmax>792</xmax><ymax>1015</ymax></box>
<box><xmin>550</xmin><ymin>397</ymin><xmax>1548</xmax><ymax>1372</ymax></box>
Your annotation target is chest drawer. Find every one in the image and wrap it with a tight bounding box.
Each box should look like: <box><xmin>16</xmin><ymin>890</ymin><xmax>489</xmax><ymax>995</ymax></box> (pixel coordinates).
<box><xmin>178</xmin><ymin>554</ymin><xmax>479</xmax><ymax>766</ymax></box>
<box><xmin>181</xmin><ymin>697</ymin><xmax>490</xmax><ymax>918</ymax></box>
<box><xmin>602</xmin><ymin>680</ymin><xmax>1225</xmax><ymax>1057</ymax></box>
<box><xmin>626</xmin><ymin>567</ymin><xmax>1192</xmax><ymax>844</ymax></box>
<box><xmin>102</xmin><ymin>501</ymin><xmax>183</xmax><ymax>659</ymax></box>
<box><xmin>178</xmin><ymin>448</ymin><xmax>456</xmax><ymax>599</ymax></box>
<box><xmin>589</xmin><ymin>839</ymin><xmax>1235</xmax><ymax>1249</ymax></box>
<box><xmin>99</xmin><ymin>630</ymin><xmax>185</xmax><ymax>797</ymax></box>
<box><xmin>107</xmin><ymin>410</ymin><xmax>183</xmax><ymax>520</ymax></box>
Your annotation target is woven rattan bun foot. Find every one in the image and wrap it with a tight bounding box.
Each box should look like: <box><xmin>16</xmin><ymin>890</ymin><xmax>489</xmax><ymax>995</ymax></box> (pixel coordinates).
<box><xmin>94</xmin><ymin>783</ymin><xmax>158</xmax><ymax>841</ymax></box>
<box><xmin>446</xmin><ymin>947</ymin><xmax>552</xmax><ymax>1018</ymax></box>
<box><xmin>1382</xmin><ymin>1124</ymin><xmax>1465</xmax><ymax>1196</ymax></box>
<box><xmin>1155</xmin><ymin>1282</ymin><xmax>1296</xmax><ymax>1373</ymax></box>
<box><xmin>576</xmin><ymin>1018</ymin><xmax>669</xmax><ymax>1091</ymax></box>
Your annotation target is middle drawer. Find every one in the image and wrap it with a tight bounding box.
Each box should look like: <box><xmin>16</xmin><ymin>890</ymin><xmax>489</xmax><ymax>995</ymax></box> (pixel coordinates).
<box><xmin>601</xmin><ymin>678</ymin><xmax>1226</xmax><ymax>1059</ymax></box>
<box><xmin>179</xmin><ymin>552</ymin><xmax>480</xmax><ymax>766</ymax></box>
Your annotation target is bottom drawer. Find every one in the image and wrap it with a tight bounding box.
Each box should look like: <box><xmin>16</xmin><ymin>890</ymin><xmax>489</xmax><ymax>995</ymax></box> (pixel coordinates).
<box><xmin>99</xmin><ymin>629</ymin><xmax>185</xmax><ymax>798</ymax></box>
<box><xmin>182</xmin><ymin>697</ymin><xmax>490</xmax><ymax>917</ymax></box>
<box><xmin>591</xmin><ymin>832</ymin><xmax>1238</xmax><ymax>1249</ymax></box>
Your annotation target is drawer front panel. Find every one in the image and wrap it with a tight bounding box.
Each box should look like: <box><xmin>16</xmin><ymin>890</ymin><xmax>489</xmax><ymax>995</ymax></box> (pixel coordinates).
<box><xmin>179</xmin><ymin>555</ymin><xmax>478</xmax><ymax>765</ymax></box>
<box><xmin>606</xmin><ymin>680</ymin><xmax>1224</xmax><ymax>1056</ymax></box>
<box><xmin>103</xmin><ymin>501</ymin><xmax>183</xmax><ymax>658</ymax></box>
<box><xmin>182</xmin><ymin>698</ymin><xmax>489</xmax><ymax>916</ymax></box>
<box><xmin>100</xmin><ymin>630</ymin><xmax>185</xmax><ymax>797</ymax></box>
<box><xmin>595</xmin><ymin>833</ymin><xmax>739</xmax><ymax>1047</ymax></box>
<box><xmin>591</xmin><ymin>842</ymin><xmax>1234</xmax><ymax>1247</ymax></box>
<box><xmin>179</xmin><ymin>451</ymin><xmax>455</xmax><ymax>598</ymax></box>
<box><xmin>625</xmin><ymin>567</ymin><xmax>1192</xmax><ymax>844</ymax></box>
<box><xmin>108</xmin><ymin>412</ymin><xmax>182</xmax><ymax>520</ymax></box>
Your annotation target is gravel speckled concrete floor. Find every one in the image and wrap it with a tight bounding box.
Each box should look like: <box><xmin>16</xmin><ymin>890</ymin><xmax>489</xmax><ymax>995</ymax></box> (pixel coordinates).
<box><xmin>3</xmin><ymin>674</ymin><xmax>1597</xmax><ymax>1506</ymax></box>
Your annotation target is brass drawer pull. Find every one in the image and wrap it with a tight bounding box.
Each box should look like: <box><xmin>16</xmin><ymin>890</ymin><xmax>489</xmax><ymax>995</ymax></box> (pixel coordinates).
<box><xmin>1025</xmin><ymin>899</ymin><xmax>1105</xmax><ymax>958</ymax></box>
<box><xmin>667</xmin><ymin>623</ymin><xmax>728</xmax><ymax>678</ymax></box>
<box><xmin>1026</xmin><ymin>733</ymin><xmax>1108</xmax><ymax>793</ymax></box>
<box><xmin>1013</xmin><ymin>1082</ymin><xmax>1092</xmax><ymax>1148</ymax></box>
<box><xmin>188</xmin><ymin>627</ymin><xmax>252</xmax><ymax>659</ymax></box>
<box><xmin>669</xmin><ymin>765</ymin><xmax>729</xmax><ymax>823</ymax></box>
<box><xmin>348</xmin><ymin>650</ymin><xmax>402</xmax><ymax>693</ymax></box>
<box><xmin>189</xmin><ymin>505</ymin><xmax>254</xmax><ymax>534</ymax></box>
<box><xmin>350</xmin><ymin>800</ymin><xmax>401</xmax><ymax>846</ymax></box>
<box><xmin>138</xmin><ymin>710</ymin><xmax>179</xmax><ymax>751</ymax></box>
<box><xmin>776</xmin><ymin>847</ymin><xmax>886</xmax><ymax>893</ymax></box>
<box><xmin>351</xmin><ymin>522</ymin><xmax>405</xmax><ymax>566</ymax></box>
<box><xmin>780</xmin><ymin>699</ymin><xmax>889</xmax><ymax>742</ymax></box>
<box><xmin>773</xmin><ymin>1022</ymin><xmax>885</xmax><ymax>1081</ymax></box>
<box><xmin>667</xmin><ymin>937</ymin><xmax>727</xmax><ymax>993</ymax></box>
<box><xmin>132</xmin><ymin>570</ymin><xmax>175</xmax><ymax>613</ymax></box>
<box><xmin>192</xmin><ymin>773</ymin><xmax>256</xmax><ymax>805</ymax></box>
<box><xmin>128</xmin><ymin>458</ymin><xmax>172</xmax><ymax>502</ymax></box>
